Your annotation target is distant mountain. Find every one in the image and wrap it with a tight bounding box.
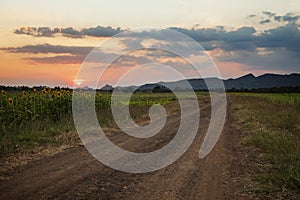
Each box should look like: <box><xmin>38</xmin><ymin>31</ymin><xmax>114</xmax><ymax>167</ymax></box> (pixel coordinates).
<box><xmin>101</xmin><ymin>73</ymin><xmax>300</xmax><ymax>92</ymax></box>
<box><xmin>99</xmin><ymin>84</ymin><xmax>114</xmax><ymax>92</ymax></box>
<box><xmin>224</xmin><ymin>73</ymin><xmax>300</xmax><ymax>89</ymax></box>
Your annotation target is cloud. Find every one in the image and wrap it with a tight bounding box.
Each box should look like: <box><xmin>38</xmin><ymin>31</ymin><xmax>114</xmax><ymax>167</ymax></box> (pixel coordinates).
<box><xmin>5</xmin><ymin>16</ymin><xmax>300</xmax><ymax>74</ymax></box>
<box><xmin>165</xmin><ymin>22</ymin><xmax>300</xmax><ymax>73</ymax></box>
<box><xmin>256</xmin><ymin>23</ymin><xmax>300</xmax><ymax>52</ymax></box>
<box><xmin>217</xmin><ymin>48</ymin><xmax>300</xmax><ymax>72</ymax></box>
<box><xmin>0</xmin><ymin>43</ymin><xmax>93</xmax><ymax>55</ymax></box>
<box><xmin>260</xmin><ymin>11</ymin><xmax>300</xmax><ymax>24</ymax></box>
<box><xmin>7</xmin><ymin>23</ymin><xmax>300</xmax><ymax>55</ymax></box>
<box><xmin>0</xmin><ymin>43</ymin><xmax>148</xmax><ymax>65</ymax></box>
<box><xmin>169</xmin><ymin>26</ymin><xmax>226</xmax><ymax>42</ymax></box>
<box><xmin>82</xmin><ymin>26</ymin><xmax>123</xmax><ymax>37</ymax></box>
<box><xmin>123</xmin><ymin>26</ymin><xmax>256</xmax><ymax>52</ymax></box>
<box><xmin>165</xmin><ymin>26</ymin><xmax>256</xmax><ymax>51</ymax></box>
<box><xmin>260</xmin><ymin>19</ymin><xmax>271</xmax><ymax>25</ymax></box>
<box><xmin>14</xmin><ymin>26</ymin><xmax>124</xmax><ymax>38</ymax></box>
<box><xmin>0</xmin><ymin>43</ymin><xmax>95</xmax><ymax>64</ymax></box>
<box><xmin>262</xmin><ymin>11</ymin><xmax>276</xmax><ymax>18</ymax></box>
<box><xmin>60</xmin><ymin>27</ymin><xmax>83</xmax><ymax>38</ymax></box>
<box><xmin>274</xmin><ymin>13</ymin><xmax>300</xmax><ymax>23</ymax></box>
<box><xmin>14</xmin><ymin>27</ymin><xmax>55</xmax><ymax>37</ymax></box>
<box><xmin>24</xmin><ymin>55</ymin><xmax>85</xmax><ymax>64</ymax></box>
<box><xmin>223</xmin><ymin>27</ymin><xmax>256</xmax><ymax>42</ymax></box>
<box><xmin>144</xmin><ymin>49</ymin><xmax>179</xmax><ymax>58</ymax></box>
<box><xmin>118</xmin><ymin>38</ymin><xmax>144</xmax><ymax>50</ymax></box>
<box><xmin>110</xmin><ymin>54</ymin><xmax>153</xmax><ymax>68</ymax></box>
<box><xmin>169</xmin><ymin>23</ymin><xmax>300</xmax><ymax>53</ymax></box>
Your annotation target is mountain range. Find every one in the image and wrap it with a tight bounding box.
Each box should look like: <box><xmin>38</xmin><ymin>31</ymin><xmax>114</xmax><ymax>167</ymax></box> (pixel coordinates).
<box><xmin>100</xmin><ymin>73</ymin><xmax>300</xmax><ymax>92</ymax></box>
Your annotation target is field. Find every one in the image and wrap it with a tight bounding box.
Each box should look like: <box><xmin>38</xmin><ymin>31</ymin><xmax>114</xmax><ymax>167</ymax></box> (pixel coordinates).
<box><xmin>0</xmin><ymin>88</ymin><xmax>194</xmax><ymax>155</ymax></box>
<box><xmin>231</xmin><ymin>93</ymin><xmax>300</xmax><ymax>198</ymax></box>
<box><xmin>0</xmin><ymin>89</ymin><xmax>299</xmax><ymax>199</ymax></box>
<box><xmin>0</xmin><ymin>88</ymin><xmax>74</xmax><ymax>154</ymax></box>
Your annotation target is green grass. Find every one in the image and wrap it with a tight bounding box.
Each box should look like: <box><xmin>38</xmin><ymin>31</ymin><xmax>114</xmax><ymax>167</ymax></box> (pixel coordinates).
<box><xmin>232</xmin><ymin>93</ymin><xmax>300</xmax><ymax>197</ymax></box>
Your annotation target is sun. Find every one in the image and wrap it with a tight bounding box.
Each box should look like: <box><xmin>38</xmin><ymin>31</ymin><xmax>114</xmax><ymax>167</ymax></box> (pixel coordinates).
<box><xmin>74</xmin><ymin>80</ymin><xmax>83</xmax><ymax>86</ymax></box>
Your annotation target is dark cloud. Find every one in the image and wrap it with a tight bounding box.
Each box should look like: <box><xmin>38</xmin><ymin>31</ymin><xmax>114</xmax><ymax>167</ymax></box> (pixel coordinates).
<box><xmin>222</xmin><ymin>41</ymin><xmax>256</xmax><ymax>51</ymax></box>
<box><xmin>0</xmin><ymin>43</ymin><xmax>95</xmax><ymax>64</ymax></box>
<box><xmin>169</xmin><ymin>26</ymin><xmax>226</xmax><ymax>42</ymax></box>
<box><xmin>165</xmin><ymin>26</ymin><xmax>256</xmax><ymax>51</ymax></box>
<box><xmin>200</xmin><ymin>42</ymin><xmax>222</xmax><ymax>51</ymax></box>
<box><xmin>223</xmin><ymin>27</ymin><xmax>256</xmax><ymax>42</ymax></box>
<box><xmin>14</xmin><ymin>26</ymin><xmax>124</xmax><ymax>38</ymax></box>
<box><xmin>25</xmin><ymin>55</ymin><xmax>85</xmax><ymax>64</ymax></box>
<box><xmin>8</xmin><ymin>23</ymin><xmax>300</xmax><ymax>54</ymax></box>
<box><xmin>82</xmin><ymin>26</ymin><xmax>123</xmax><ymax>37</ymax></box>
<box><xmin>123</xmin><ymin>26</ymin><xmax>255</xmax><ymax>52</ymax></box>
<box><xmin>0</xmin><ymin>43</ymin><xmax>131</xmax><ymax>64</ymax></box>
<box><xmin>217</xmin><ymin>48</ymin><xmax>300</xmax><ymax>72</ymax></box>
<box><xmin>260</xmin><ymin>19</ymin><xmax>271</xmax><ymax>25</ymax></box>
<box><xmin>166</xmin><ymin>22</ymin><xmax>300</xmax><ymax>72</ymax></box>
<box><xmin>5</xmin><ymin>15</ymin><xmax>300</xmax><ymax>73</ymax></box>
<box><xmin>169</xmin><ymin>23</ymin><xmax>300</xmax><ymax>53</ymax></box>
<box><xmin>256</xmin><ymin>23</ymin><xmax>300</xmax><ymax>52</ymax></box>
<box><xmin>60</xmin><ymin>27</ymin><xmax>83</xmax><ymax>38</ymax></box>
<box><xmin>260</xmin><ymin>11</ymin><xmax>300</xmax><ymax>24</ymax></box>
<box><xmin>274</xmin><ymin>13</ymin><xmax>300</xmax><ymax>23</ymax></box>
<box><xmin>0</xmin><ymin>43</ymin><xmax>93</xmax><ymax>55</ymax></box>
<box><xmin>14</xmin><ymin>27</ymin><xmax>55</xmax><ymax>37</ymax></box>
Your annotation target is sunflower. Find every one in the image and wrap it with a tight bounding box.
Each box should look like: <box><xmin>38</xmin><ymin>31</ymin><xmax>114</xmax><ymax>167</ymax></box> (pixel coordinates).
<box><xmin>56</xmin><ymin>91</ymin><xmax>62</xmax><ymax>97</ymax></box>
<box><xmin>22</xmin><ymin>91</ymin><xmax>27</xmax><ymax>97</ymax></box>
<box><xmin>85</xmin><ymin>92</ymin><xmax>91</xmax><ymax>97</ymax></box>
<box><xmin>42</xmin><ymin>87</ymin><xmax>48</xmax><ymax>94</ymax></box>
<box><xmin>1</xmin><ymin>90</ymin><xmax>6</xmax><ymax>97</ymax></box>
<box><xmin>7</xmin><ymin>97</ymin><xmax>13</xmax><ymax>105</ymax></box>
<box><xmin>33</xmin><ymin>88</ymin><xmax>37</xmax><ymax>94</ymax></box>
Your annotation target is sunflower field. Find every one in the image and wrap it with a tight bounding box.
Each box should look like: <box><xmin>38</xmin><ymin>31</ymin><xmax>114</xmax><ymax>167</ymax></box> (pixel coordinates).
<box><xmin>0</xmin><ymin>88</ymin><xmax>73</xmax><ymax>153</ymax></box>
<box><xmin>0</xmin><ymin>88</ymin><xmax>113</xmax><ymax>154</ymax></box>
<box><xmin>0</xmin><ymin>88</ymin><xmax>180</xmax><ymax>155</ymax></box>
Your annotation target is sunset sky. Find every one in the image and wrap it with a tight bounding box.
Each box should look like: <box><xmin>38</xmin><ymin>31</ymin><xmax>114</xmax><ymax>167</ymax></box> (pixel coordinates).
<box><xmin>0</xmin><ymin>0</ymin><xmax>299</xmax><ymax>87</ymax></box>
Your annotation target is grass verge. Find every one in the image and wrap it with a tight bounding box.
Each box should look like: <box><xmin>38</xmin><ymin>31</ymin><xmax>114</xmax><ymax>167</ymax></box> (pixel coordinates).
<box><xmin>231</xmin><ymin>93</ymin><xmax>300</xmax><ymax>198</ymax></box>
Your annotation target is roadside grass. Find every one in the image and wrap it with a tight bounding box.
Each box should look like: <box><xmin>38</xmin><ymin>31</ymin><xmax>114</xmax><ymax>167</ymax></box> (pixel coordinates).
<box><xmin>231</xmin><ymin>93</ymin><xmax>300</xmax><ymax>197</ymax></box>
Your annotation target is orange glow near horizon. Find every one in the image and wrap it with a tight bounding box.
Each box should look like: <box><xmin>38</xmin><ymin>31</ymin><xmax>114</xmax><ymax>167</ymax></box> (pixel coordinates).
<box><xmin>0</xmin><ymin>29</ymin><xmax>108</xmax><ymax>87</ymax></box>
<box><xmin>0</xmin><ymin>52</ymin><xmax>80</xmax><ymax>87</ymax></box>
<box><xmin>0</xmin><ymin>26</ymin><xmax>297</xmax><ymax>87</ymax></box>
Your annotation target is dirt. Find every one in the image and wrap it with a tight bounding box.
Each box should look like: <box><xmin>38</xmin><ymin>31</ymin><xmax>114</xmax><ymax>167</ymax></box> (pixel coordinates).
<box><xmin>0</xmin><ymin>98</ymin><xmax>250</xmax><ymax>200</ymax></box>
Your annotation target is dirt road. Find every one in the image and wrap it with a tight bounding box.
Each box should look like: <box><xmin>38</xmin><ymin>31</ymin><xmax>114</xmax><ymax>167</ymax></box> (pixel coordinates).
<box><xmin>0</xmin><ymin>100</ymin><xmax>245</xmax><ymax>199</ymax></box>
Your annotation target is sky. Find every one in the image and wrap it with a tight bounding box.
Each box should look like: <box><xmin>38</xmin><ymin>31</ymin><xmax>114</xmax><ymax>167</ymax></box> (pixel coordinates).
<box><xmin>0</xmin><ymin>0</ymin><xmax>299</xmax><ymax>87</ymax></box>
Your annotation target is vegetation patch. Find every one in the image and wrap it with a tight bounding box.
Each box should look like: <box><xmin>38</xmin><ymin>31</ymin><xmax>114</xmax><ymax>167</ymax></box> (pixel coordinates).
<box><xmin>1</xmin><ymin>89</ymin><xmax>204</xmax><ymax>156</ymax></box>
<box><xmin>231</xmin><ymin>93</ymin><xmax>300</xmax><ymax>198</ymax></box>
